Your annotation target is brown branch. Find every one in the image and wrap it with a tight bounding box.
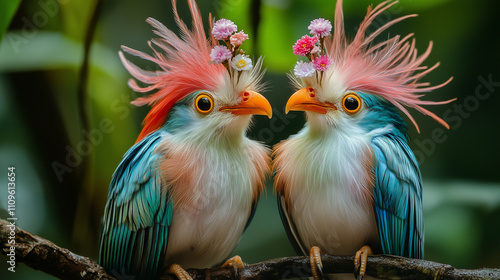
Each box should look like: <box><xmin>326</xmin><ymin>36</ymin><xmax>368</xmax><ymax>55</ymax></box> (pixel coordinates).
<box><xmin>0</xmin><ymin>219</ymin><xmax>114</xmax><ymax>279</ymax></box>
<box><xmin>160</xmin><ymin>255</ymin><xmax>500</xmax><ymax>280</ymax></box>
<box><xmin>2</xmin><ymin>219</ymin><xmax>499</xmax><ymax>280</ymax></box>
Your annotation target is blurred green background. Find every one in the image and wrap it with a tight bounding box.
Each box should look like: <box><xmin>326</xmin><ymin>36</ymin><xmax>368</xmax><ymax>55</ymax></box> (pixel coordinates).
<box><xmin>1</xmin><ymin>0</ymin><xmax>499</xmax><ymax>279</ymax></box>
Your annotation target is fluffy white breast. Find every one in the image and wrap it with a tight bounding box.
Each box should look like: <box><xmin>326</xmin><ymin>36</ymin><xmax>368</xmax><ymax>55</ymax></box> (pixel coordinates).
<box><xmin>157</xmin><ymin>133</ymin><xmax>267</xmax><ymax>268</ymax></box>
<box><xmin>275</xmin><ymin>124</ymin><xmax>379</xmax><ymax>255</ymax></box>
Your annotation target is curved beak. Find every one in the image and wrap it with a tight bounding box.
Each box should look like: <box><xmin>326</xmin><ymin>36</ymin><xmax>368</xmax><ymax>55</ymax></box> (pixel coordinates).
<box><xmin>286</xmin><ymin>87</ymin><xmax>336</xmax><ymax>114</ymax></box>
<box><xmin>220</xmin><ymin>90</ymin><xmax>273</xmax><ymax>119</ymax></box>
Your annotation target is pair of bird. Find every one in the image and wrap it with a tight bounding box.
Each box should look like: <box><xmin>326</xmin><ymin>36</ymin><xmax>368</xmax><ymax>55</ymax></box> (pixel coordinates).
<box><xmin>98</xmin><ymin>0</ymin><xmax>454</xmax><ymax>279</ymax></box>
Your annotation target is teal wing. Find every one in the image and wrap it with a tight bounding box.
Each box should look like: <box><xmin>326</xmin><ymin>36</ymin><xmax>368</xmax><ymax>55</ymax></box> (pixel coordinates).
<box><xmin>371</xmin><ymin>134</ymin><xmax>423</xmax><ymax>258</ymax></box>
<box><xmin>99</xmin><ymin>131</ymin><xmax>173</xmax><ymax>280</ymax></box>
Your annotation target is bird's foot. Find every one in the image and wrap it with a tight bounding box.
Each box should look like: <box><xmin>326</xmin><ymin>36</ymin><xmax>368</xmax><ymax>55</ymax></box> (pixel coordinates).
<box><xmin>221</xmin><ymin>255</ymin><xmax>244</xmax><ymax>276</ymax></box>
<box><xmin>309</xmin><ymin>246</ymin><xmax>324</xmax><ymax>280</ymax></box>
<box><xmin>221</xmin><ymin>255</ymin><xmax>244</xmax><ymax>269</ymax></box>
<box><xmin>354</xmin><ymin>245</ymin><xmax>372</xmax><ymax>280</ymax></box>
<box><xmin>165</xmin><ymin>264</ymin><xmax>193</xmax><ymax>280</ymax></box>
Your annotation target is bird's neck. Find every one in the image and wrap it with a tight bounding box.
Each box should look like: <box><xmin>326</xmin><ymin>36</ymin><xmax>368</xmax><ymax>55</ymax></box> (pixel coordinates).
<box><xmin>161</xmin><ymin>116</ymin><xmax>251</xmax><ymax>151</ymax></box>
<box><xmin>275</xmin><ymin>123</ymin><xmax>374</xmax><ymax>201</ymax></box>
<box><xmin>155</xmin><ymin>121</ymin><xmax>268</xmax><ymax>212</ymax></box>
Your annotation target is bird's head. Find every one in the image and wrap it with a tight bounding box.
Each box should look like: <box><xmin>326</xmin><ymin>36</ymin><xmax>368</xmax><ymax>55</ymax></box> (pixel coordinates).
<box><xmin>286</xmin><ymin>86</ymin><xmax>403</xmax><ymax>135</ymax></box>
<box><xmin>158</xmin><ymin>66</ymin><xmax>272</xmax><ymax>144</ymax></box>
<box><xmin>119</xmin><ymin>0</ymin><xmax>271</xmax><ymax>143</ymax></box>
<box><xmin>287</xmin><ymin>0</ymin><xmax>455</xmax><ymax>136</ymax></box>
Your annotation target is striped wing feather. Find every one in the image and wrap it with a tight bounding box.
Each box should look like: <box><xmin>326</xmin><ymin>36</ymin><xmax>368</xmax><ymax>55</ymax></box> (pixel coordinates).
<box><xmin>99</xmin><ymin>131</ymin><xmax>173</xmax><ymax>279</ymax></box>
<box><xmin>371</xmin><ymin>134</ymin><xmax>423</xmax><ymax>258</ymax></box>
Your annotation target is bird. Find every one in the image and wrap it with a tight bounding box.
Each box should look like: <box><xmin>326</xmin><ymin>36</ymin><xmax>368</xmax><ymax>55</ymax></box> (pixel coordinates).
<box><xmin>98</xmin><ymin>1</ymin><xmax>272</xmax><ymax>279</ymax></box>
<box><xmin>273</xmin><ymin>0</ymin><xmax>454</xmax><ymax>279</ymax></box>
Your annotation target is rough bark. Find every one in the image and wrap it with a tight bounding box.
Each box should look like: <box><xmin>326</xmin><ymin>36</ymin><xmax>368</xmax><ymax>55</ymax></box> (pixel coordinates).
<box><xmin>1</xmin><ymin>219</ymin><xmax>499</xmax><ymax>280</ymax></box>
<box><xmin>1</xmin><ymin>219</ymin><xmax>113</xmax><ymax>279</ymax></box>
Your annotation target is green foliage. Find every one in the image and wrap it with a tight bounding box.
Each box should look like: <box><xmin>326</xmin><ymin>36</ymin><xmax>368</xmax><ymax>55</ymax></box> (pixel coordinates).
<box><xmin>0</xmin><ymin>0</ymin><xmax>21</xmax><ymax>43</ymax></box>
<box><xmin>259</xmin><ymin>4</ymin><xmax>297</xmax><ymax>72</ymax></box>
<box><xmin>0</xmin><ymin>32</ymin><xmax>81</xmax><ymax>71</ymax></box>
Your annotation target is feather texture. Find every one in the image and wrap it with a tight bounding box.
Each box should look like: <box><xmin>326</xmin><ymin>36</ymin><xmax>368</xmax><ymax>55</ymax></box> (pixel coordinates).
<box><xmin>371</xmin><ymin>133</ymin><xmax>423</xmax><ymax>258</ymax></box>
<box><xmin>293</xmin><ymin>0</ymin><xmax>455</xmax><ymax>132</ymax></box>
<box><xmin>119</xmin><ymin>0</ymin><xmax>226</xmax><ymax>142</ymax></box>
<box><xmin>100</xmin><ymin>122</ymin><xmax>270</xmax><ymax>277</ymax></box>
<box><xmin>273</xmin><ymin>120</ymin><xmax>378</xmax><ymax>255</ymax></box>
<box><xmin>99</xmin><ymin>131</ymin><xmax>173</xmax><ymax>280</ymax></box>
<box><xmin>155</xmin><ymin>132</ymin><xmax>269</xmax><ymax>268</ymax></box>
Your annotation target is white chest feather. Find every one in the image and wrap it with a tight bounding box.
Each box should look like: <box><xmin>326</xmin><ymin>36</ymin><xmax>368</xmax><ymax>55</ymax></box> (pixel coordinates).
<box><xmin>159</xmin><ymin>139</ymin><xmax>266</xmax><ymax>268</ymax></box>
<box><xmin>275</xmin><ymin>127</ymin><xmax>379</xmax><ymax>255</ymax></box>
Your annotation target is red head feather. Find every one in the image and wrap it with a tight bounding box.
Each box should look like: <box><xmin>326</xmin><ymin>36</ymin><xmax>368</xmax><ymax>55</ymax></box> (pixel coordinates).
<box><xmin>119</xmin><ymin>0</ymin><xmax>226</xmax><ymax>142</ymax></box>
<box><xmin>326</xmin><ymin>0</ymin><xmax>455</xmax><ymax>132</ymax></box>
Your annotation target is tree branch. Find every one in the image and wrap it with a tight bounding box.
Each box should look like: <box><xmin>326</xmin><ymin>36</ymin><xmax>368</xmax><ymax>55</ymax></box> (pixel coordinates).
<box><xmin>0</xmin><ymin>219</ymin><xmax>114</xmax><ymax>279</ymax></box>
<box><xmin>1</xmin><ymin>219</ymin><xmax>499</xmax><ymax>280</ymax></box>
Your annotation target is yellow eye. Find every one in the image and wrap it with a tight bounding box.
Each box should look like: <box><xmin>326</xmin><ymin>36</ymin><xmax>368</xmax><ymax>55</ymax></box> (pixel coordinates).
<box><xmin>342</xmin><ymin>92</ymin><xmax>362</xmax><ymax>114</ymax></box>
<box><xmin>194</xmin><ymin>92</ymin><xmax>214</xmax><ymax>115</ymax></box>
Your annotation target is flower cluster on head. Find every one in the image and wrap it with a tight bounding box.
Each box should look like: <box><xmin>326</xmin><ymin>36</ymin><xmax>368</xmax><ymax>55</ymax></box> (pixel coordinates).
<box><xmin>293</xmin><ymin>18</ymin><xmax>333</xmax><ymax>79</ymax></box>
<box><xmin>210</xmin><ymin>18</ymin><xmax>252</xmax><ymax>75</ymax></box>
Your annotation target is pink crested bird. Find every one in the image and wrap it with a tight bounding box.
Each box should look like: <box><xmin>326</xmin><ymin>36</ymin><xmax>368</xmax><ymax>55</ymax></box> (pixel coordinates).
<box><xmin>98</xmin><ymin>1</ymin><xmax>272</xmax><ymax>279</ymax></box>
<box><xmin>273</xmin><ymin>0</ymin><xmax>455</xmax><ymax>279</ymax></box>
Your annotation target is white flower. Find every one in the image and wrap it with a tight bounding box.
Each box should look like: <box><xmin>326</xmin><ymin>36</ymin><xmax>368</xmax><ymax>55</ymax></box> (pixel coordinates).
<box><xmin>294</xmin><ymin>61</ymin><xmax>315</xmax><ymax>77</ymax></box>
<box><xmin>231</xmin><ymin>54</ymin><xmax>253</xmax><ymax>71</ymax></box>
<box><xmin>308</xmin><ymin>18</ymin><xmax>332</xmax><ymax>37</ymax></box>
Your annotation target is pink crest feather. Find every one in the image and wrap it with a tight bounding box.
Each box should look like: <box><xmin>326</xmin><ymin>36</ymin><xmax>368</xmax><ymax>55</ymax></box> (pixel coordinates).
<box><xmin>328</xmin><ymin>0</ymin><xmax>455</xmax><ymax>132</ymax></box>
<box><xmin>120</xmin><ymin>0</ymin><xmax>226</xmax><ymax>142</ymax></box>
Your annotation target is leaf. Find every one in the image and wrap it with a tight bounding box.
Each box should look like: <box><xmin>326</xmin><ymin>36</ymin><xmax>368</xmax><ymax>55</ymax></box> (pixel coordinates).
<box><xmin>0</xmin><ymin>32</ymin><xmax>81</xmax><ymax>71</ymax></box>
<box><xmin>0</xmin><ymin>0</ymin><xmax>22</xmax><ymax>43</ymax></box>
<box><xmin>0</xmin><ymin>31</ymin><xmax>124</xmax><ymax>74</ymax></box>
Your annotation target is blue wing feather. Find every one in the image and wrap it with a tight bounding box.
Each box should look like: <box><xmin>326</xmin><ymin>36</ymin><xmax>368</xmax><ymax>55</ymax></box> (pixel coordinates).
<box><xmin>371</xmin><ymin>134</ymin><xmax>423</xmax><ymax>259</ymax></box>
<box><xmin>99</xmin><ymin>131</ymin><xmax>173</xmax><ymax>280</ymax></box>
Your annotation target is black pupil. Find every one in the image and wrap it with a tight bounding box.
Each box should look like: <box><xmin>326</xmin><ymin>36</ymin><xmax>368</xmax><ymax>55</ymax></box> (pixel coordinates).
<box><xmin>197</xmin><ymin>97</ymin><xmax>211</xmax><ymax>111</ymax></box>
<box><xmin>344</xmin><ymin>96</ymin><xmax>359</xmax><ymax>111</ymax></box>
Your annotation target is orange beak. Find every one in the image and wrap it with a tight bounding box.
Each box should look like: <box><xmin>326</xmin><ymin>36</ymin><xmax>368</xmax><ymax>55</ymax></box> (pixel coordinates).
<box><xmin>220</xmin><ymin>90</ymin><xmax>273</xmax><ymax>119</ymax></box>
<box><xmin>285</xmin><ymin>87</ymin><xmax>336</xmax><ymax>114</ymax></box>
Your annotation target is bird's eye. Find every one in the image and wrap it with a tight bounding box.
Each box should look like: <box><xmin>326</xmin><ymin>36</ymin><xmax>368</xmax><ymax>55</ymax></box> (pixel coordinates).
<box><xmin>342</xmin><ymin>92</ymin><xmax>362</xmax><ymax>114</ymax></box>
<box><xmin>194</xmin><ymin>92</ymin><xmax>214</xmax><ymax>115</ymax></box>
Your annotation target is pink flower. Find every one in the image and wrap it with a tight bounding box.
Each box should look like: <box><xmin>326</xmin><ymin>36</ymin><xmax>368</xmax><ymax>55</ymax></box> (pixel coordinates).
<box><xmin>230</xmin><ymin>31</ymin><xmax>248</xmax><ymax>46</ymax></box>
<box><xmin>313</xmin><ymin>55</ymin><xmax>333</xmax><ymax>71</ymax></box>
<box><xmin>308</xmin><ymin>18</ymin><xmax>332</xmax><ymax>37</ymax></box>
<box><xmin>293</xmin><ymin>35</ymin><xmax>318</xmax><ymax>56</ymax></box>
<box><xmin>210</xmin><ymin>45</ymin><xmax>232</xmax><ymax>64</ymax></box>
<box><xmin>212</xmin><ymin>19</ymin><xmax>237</xmax><ymax>40</ymax></box>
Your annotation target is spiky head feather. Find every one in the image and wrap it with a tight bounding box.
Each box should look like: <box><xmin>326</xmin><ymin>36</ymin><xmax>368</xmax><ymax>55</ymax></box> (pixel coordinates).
<box><xmin>294</xmin><ymin>0</ymin><xmax>455</xmax><ymax>132</ymax></box>
<box><xmin>120</xmin><ymin>0</ymin><xmax>264</xmax><ymax>142</ymax></box>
